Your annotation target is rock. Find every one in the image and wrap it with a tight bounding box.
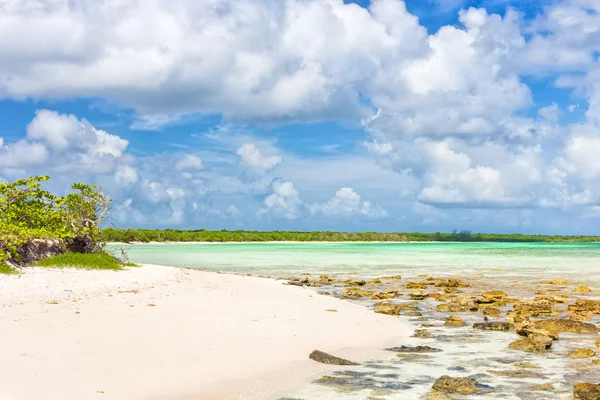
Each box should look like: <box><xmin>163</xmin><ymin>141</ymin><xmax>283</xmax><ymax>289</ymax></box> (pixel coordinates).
<box><xmin>546</xmin><ymin>279</ymin><xmax>568</xmax><ymax>285</ymax></box>
<box><xmin>345</xmin><ymin>279</ymin><xmax>366</xmax><ymax>286</ymax></box>
<box><xmin>427</xmin><ymin>293</ymin><xmax>447</xmax><ymax>302</ymax></box>
<box><xmin>533</xmin><ymin>319</ymin><xmax>597</xmax><ymax>334</ymax></box>
<box><xmin>514</xmin><ymin>362</ymin><xmax>539</xmax><ymax>369</ymax></box>
<box><xmin>409</xmin><ymin>291</ymin><xmax>428</xmax><ymax>300</ymax></box>
<box><xmin>517</xmin><ymin>325</ymin><xmax>559</xmax><ymax>341</ymax></box>
<box><xmin>574</xmin><ymin>383</ymin><xmax>600</xmax><ymax>400</ymax></box>
<box><xmin>373</xmin><ymin>302</ymin><xmax>401</xmax><ymax>315</ymax></box>
<box><xmin>412</xmin><ymin>329</ymin><xmax>432</xmax><ymax>338</ymax></box>
<box><xmin>574</xmin><ymin>286</ymin><xmax>592</xmax><ymax>293</ymax></box>
<box><xmin>309</xmin><ymin>350</ymin><xmax>359</xmax><ymax>365</ymax></box>
<box><xmin>405</xmin><ymin>282</ymin><xmax>428</xmax><ymax>290</ymax></box>
<box><xmin>370</xmin><ymin>291</ymin><xmax>401</xmax><ymax>300</ymax></box>
<box><xmin>568</xmin><ymin>348</ymin><xmax>596</xmax><ymax>359</ymax></box>
<box><xmin>431</xmin><ymin>376</ymin><xmax>479</xmax><ymax>394</ymax></box>
<box><xmin>380</xmin><ymin>275</ymin><xmax>402</xmax><ymax>280</ymax></box>
<box><xmin>596</xmin><ymin>338</ymin><xmax>600</xmax><ymax>347</ymax></box>
<box><xmin>531</xmin><ymin>383</ymin><xmax>554</xmax><ymax>391</ymax></box>
<box><xmin>366</xmin><ymin>278</ymin><xmax>382</xmax><ymax>284</ymax></box>
<box><xmin>404</xmin><ymin>311</ymin><xmax>422</xmax><ymax>316</ymax></box>
<box><xmin>513</xmin><ymin>301</ymin><xmax>553</xmax><ymax>317</ymax></box>
<box><xmin>568</xmin><ymin>300</ymin><xmax>600</xmax><ymax>314</ymax></box>
<box><xmin>482</xmin><ymin>307</ymin><xmax>502</xmax><ymax>317</ymax></box>
<box><xmin>487</xmin><ymin>369</ymin><xmax>547</xmax><ymax>378</ymax></box>
<box><xmin>444</xmin><ymin>316</ymin><xmax>467</xmax><ymax>327</ymax></box>
<box><xmin>387</xmin><ymin>345</ymin><xmax>442</xmax><ymax>353</ymax></box>
<box><xmin>434</xmin><ymin>279</ymin><xmax>470</xmax><ymax>288</ymax></box>
<box><xmin>343</xmin><ymin>288</ymin><xmax>375</xmax><ymax>299</ymax></box>
<box><xmin>473</xmin><ymin>322</ymin><xmax>514</xmax><ymax>331</ymax></box>
<box><xmin>14</xmin><ymin>239</ymin><xmax>64</xmax><ymax>266</ymax></box>
<box><xmin>482</xmin><ymin>291</ymin><xmax>508</xmax><ymax>300</ymax></box>
<box><xmin>508</xmin><ymin>335</ymin><xmax>552</xmax><ymax>353</ymax></box>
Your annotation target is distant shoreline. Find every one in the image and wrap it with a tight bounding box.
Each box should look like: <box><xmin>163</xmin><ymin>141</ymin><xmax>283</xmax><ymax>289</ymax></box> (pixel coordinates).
<box><xmin>106</xmin><ymin>240</ymin><xmax>600</xmax><ymax>245</ymax></box>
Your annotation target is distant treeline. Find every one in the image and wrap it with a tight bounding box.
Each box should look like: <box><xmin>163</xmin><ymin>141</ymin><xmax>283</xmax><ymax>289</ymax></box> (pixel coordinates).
<box><xmin>101</xmin><ymin>228</ymin><xmax>600</xmax><ymax>243</ymax></box>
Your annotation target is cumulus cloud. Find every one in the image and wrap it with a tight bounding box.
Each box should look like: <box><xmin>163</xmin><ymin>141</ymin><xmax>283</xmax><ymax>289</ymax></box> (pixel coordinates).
<box><xmin>175</xmin><ymin>154</ymin><xmax>203</xmax><ymax>170</ymax></box>
<box><xmin>115</xmin><ymin>165</ymin><xmax>139</xmax><ymax>186</ymax></box>
<box><xmin>237</xmin><ymin>142</ymin><xmax>282</xmax><ymax>174</ymax></box>
<box><xmin>260</xmin><ymin>178</ymin><xmax>302</xmax><ymax>220</ymax></box>
<box><xmin>1</xmin><ymin>110</ymin><xmax>129</xmax><ymax>174</ymax></box>
<box><xmin>3</xmin><ymin>0</ymin><xmax>600</xmax><ymax>227</ymax></box>
<box><xmin>308</xmin><ymin>187</ymin><xmax>388</xmax><ymax>219</ymax></box>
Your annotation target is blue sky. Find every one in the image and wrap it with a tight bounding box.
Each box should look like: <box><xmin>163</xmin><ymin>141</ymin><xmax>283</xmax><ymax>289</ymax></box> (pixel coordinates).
<box><xmin>1</xmin><ymin>0</ymin><xmax>600</xmax><ymax>234</ymax></box>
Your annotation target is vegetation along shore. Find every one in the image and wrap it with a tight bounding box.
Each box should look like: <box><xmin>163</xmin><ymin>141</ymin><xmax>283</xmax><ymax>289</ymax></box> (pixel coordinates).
<box><xmin>102</xmin><ymin>228</ymin><xmax>600</xmax><ymax>243</ymax></box>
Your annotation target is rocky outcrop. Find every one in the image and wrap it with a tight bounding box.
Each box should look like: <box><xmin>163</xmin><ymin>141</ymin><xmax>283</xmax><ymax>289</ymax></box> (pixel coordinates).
<box><xmin>473</xmin><ymin>321</ymin><xmax>514</xmax><ymax>331</ymax></box>
<box><xmin>431</xmin><ymin>376</ymin><xmax>480</xmax><ymax>394</ymax></box>
<box><xmin>574</xmin><ymin>383</ymin><xmax>600</xmax><ymax>399</ymax></box>
<box><xmin>373</xmin><ymin>302</ymin><xmax>402</xmax><ymax>315</ymax></box>
<box><xmin>533</xmin><ymin>319</ymin><xmax>597</xmax><ymax>334</ymax></box>
<box><xmin>568</xmin><ymin>300</ymin><xmax>600</xmax><ymax>314</ymax></box>
<box><xmin>444</xmin><ymin>316</ymin><xmax>467</xmax><ymax>327</ymax></box>
<box><xmin>568</xmin><ymin>348</ymin><xmax>596</xmax><ymax>358</ymax></box>
<box><xmin>386</xmin><ymin>345</ymin><xmax>442</xmax><ymax>353</ymax></box>
<box><xmin>309</xmin><ymin>350</ymin><xmax>359</xmax><ymax>365</ymax></box>
<box><xmin>14</xmin><ymin>239</ymin><xmax>64</xmax><ymax>266</ymax></box>
<box><xmin>508</xmin><ymin>334</ymin><xmax>552</xmax><ymax>353</ymax></box>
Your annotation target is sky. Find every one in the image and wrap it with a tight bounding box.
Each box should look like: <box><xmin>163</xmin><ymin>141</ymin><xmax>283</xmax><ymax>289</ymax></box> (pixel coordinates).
<box><xmin>1</xmin><ymin>0</ymin><xmax>600</xmax><ymax>234</ymax></box>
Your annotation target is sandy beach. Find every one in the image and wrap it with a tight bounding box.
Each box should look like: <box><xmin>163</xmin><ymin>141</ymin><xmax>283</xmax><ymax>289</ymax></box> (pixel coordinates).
<box><xmin>0</xmin><ymin>265</ymin><xmax>412</xmax><ymax>400</ymax></box>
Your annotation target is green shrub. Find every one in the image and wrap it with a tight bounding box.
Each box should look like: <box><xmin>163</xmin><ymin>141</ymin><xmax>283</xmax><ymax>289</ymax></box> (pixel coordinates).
<box><xmin>0</xmin><ymin>176</ymin><xmax>110</xmax><ymax>265</ymax></box>
<box><xmin>36</xmin><ymin>253</ymin><xmax>123</xmax><ymax>271</ymax></box>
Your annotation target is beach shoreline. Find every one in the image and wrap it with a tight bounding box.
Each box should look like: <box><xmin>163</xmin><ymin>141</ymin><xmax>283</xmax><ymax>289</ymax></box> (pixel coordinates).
<box><xmin>0</xmin><ymin>265</ymin><xmax>413</xmax><ymax>400</ymax></box>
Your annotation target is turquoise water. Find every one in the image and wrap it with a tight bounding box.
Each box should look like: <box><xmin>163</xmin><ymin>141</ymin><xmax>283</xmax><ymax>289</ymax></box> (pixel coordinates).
<box><xmin>109</xmin><ymin>242</ymin><xmax>600</xmax><ymax>279</ymax></box>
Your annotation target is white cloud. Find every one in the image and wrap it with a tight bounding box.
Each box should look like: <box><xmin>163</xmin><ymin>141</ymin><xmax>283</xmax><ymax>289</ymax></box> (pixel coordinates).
<box><xmin>175</xmin><ymin>154</ymin><xmax>203</xmax><ymax>170</ymax></box>
<box><xmin>115</xmin><ymin>165</ymin><xmax>139</xmax><ymax>186</ymax></box>
<box><xmin>237</xmin><ymin>142</ymin><xmax>282</xmax><ymax>174</ymax></box>
<box><xmin>308</xmin><ymin>187</ymin><xmax>388</xmax><ymax>219</ymax></box>
<box><xmin>260</xmin><ymin>178</ymin><xmax>302</xmax><ymax>220</ymax></box>
<box><xmin>538</xmin><ymin>103</ymin><xmax>561</xmax><ymax>122</ymax></box>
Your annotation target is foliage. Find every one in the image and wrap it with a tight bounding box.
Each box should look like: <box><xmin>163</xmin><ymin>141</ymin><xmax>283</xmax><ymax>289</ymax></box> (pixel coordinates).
<box><xmin>0</xmin><ymin>263</ymin><xmax>19</xmax><ymax>275</ymax></box>
<box><xmin>35</xmin><ymin>252</ymin><xmax>123</xmax><ymax>271</ymax></box>
<box><xmin>0</xmin><ymin>176</ymin><xmax>111</xmax><ymax>266</ymax></box>
<box><xmin>101</xmin><ymin>228</ymin><xmax>600</xmax><ymax>243</ymax></box>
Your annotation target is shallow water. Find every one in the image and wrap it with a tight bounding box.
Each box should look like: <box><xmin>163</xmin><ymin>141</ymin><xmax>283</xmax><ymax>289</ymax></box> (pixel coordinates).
<box><xmin>110</xmin><ymin>242</ymin><xmax>600</xmax><ymax>399</ymax></box>
<box><xmin>109</xmin><ymin>242</ymin><xmax>600</xmax><ymax>279</ymax></box>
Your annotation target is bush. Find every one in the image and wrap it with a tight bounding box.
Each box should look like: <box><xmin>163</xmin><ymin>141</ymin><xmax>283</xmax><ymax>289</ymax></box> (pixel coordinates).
<box><xmin>0</xmin><ymin>176</ymin><xmax>111</xmax><ymax>266</ymax></box>
<box><xmin>36</xmin><ymin>252</ymin><xmax>123</xmax><ymax>271</ymax></box>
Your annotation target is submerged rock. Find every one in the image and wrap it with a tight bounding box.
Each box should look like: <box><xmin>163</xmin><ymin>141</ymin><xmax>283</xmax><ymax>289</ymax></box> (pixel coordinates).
<box><xmin>473</xmin><ymin>321</ymin><xmax>514</xmax><ymax>331</ymax></box>
<box><xmin>508</xmin><ymin>335</ymin><xmax>552</xmax><ymax>353</ymax></box>
<box><xmin>434</xmin><ymin>279</ymin><xmax>470</xmax><ymax>288</ymax></box>
<box><xmin>444</xmin><ymin>316</ymin><xmax>467</xmax><ymax>327</ymax></box>
<box><xmin>431</xmin><ymin>376</ymin><xmax>481</xmax><ymax>394</ymax></box>
<box><xmin>533</xmin><ymin>318</ymin><xmax>597</xmax><ymax>334</ymax></box>
<box><xmin>531</xmin><ymin>383</ymin><xmax>554</xmax><ymax>391</ymax></box>
<box><xmin>568</xmin><ymin>348</ymin><xmax>596</xmax><ymax>359</ymax></box>
<box><xmin>405</xmin><ymin>282</ymin><xmax>428</xmax><ymax>290</ymax></box>
<box><xmin>373</xmin><ymin>302</ymin><xmax>401</xmax><ymax>315</ymax></box>
<box><xmin>343</xmin><ymin>288</ymin><xmax>375</xmax><ymax>298</ymax></box>
<box><xmin>574</xmin><ymin>286</ymin><xmax>592</xmax><ymax>293</ymax></box>
<box><xmin>412</xmin><ymin>329</ymin><xmax>432</xmax><ymax>338</ymax></box>
<box><xmin>513</xmin><ymin>300</ymin><xmax>553</xmax><ymax>317</ymax></box>
<box><xmin>568</xmin><ymin>300</ymin><xmax>600</xmax><ymax>314</ymax></box>
<box><xmin>309</xmin><ymin>350</ymin><xmax>359</xmax><ymax>366</ymax></box>
<box><xmin>387</xmin><ymin>345</ymin><xmax>442</xmax><ymax>353</ymax></box>
<box><xmin>487</xmin><ymin>369</ymin><xmax>547</xmax><ymax>379</ymax></box>
<box><xmin>574</xmin><ymin>383</ymin><xmax>600</xmax><ymax>400</ymax></box>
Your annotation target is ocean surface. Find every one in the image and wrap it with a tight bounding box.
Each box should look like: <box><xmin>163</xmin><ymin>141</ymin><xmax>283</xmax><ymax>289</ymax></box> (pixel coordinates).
<box><xmin>110</xmin><ymin>242</ymin><xmax>600</xmax><ymax>280</ymax></box>
<box><xmin>109</xmin><ymin>242</ymin><xmax>600</xmax><ymax>399</ymax></box>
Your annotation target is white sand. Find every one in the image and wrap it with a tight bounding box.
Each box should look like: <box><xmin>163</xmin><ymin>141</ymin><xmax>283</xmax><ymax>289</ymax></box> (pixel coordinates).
<box><xmin>0</xmin><ymin>265</ymin><xmax>412</xmax><ymax>400</ymax></box>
